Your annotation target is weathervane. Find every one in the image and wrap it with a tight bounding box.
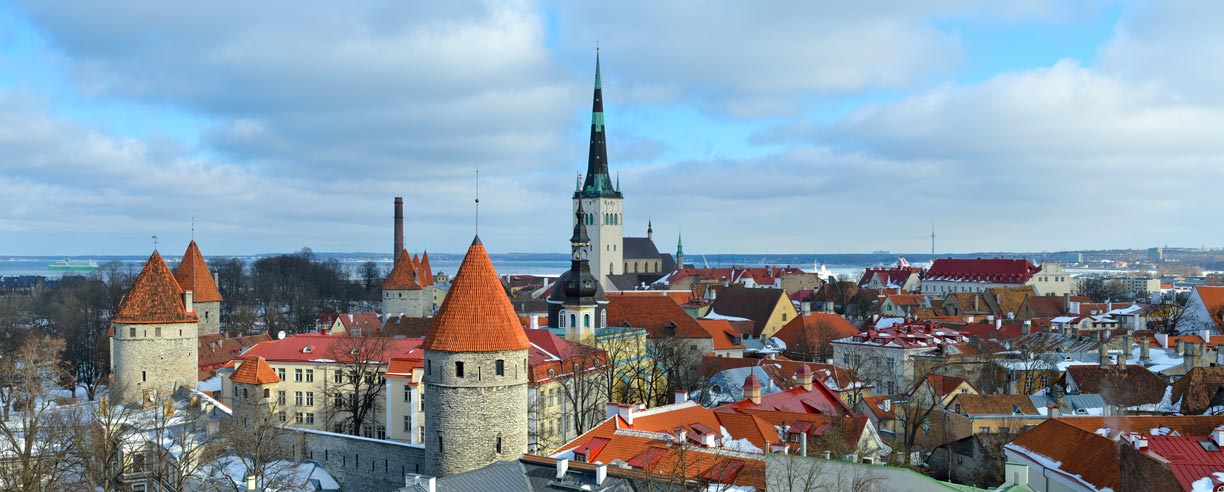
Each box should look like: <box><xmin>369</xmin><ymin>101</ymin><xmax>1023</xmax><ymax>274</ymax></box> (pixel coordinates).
<box><xmin>475</xmin><ymin>167</ymin><xmax>480</xmax><ymax>235</ymax></box>
<box><xmin>152</xmin><ymin>235</ymin><xmax>159</xmax><ymax>252</ymax></box>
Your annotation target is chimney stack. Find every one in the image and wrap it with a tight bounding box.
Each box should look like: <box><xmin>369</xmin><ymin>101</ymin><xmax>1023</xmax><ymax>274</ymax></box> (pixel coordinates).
<box><xmin>184</xmin><ymin>290</ymin><xmax>194</xmax><ymax>313</ymax></box>
<box><xmin>1022</xmin><ymin>320</ymin><xmax>1032</xmax><ymax>336</ymax></box>
<box><xmin>1141</xmin><ymin>340</ymin><xmax>1151</xmax><ymax>363</ymax></box>
<box><xmin>394</xmin><ymin>196</ymin><xmax>404</xmax><ymax>257</ymax></box>
<box><xmin>1099</xmin><ymin>342</ymin><xmax>1109</xmax><ymax>369</ymax></box>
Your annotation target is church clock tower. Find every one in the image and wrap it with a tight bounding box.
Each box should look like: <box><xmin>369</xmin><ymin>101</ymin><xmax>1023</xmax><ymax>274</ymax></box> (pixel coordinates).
<box><xmin>548</xmin><ymin>202</ymin><xmax>608</xmax><ymax>342</ymax></box>
<box><xmin>574</xmin><ymin>48</ymin><xmax>623</xmax><ymax>292</ymax></box>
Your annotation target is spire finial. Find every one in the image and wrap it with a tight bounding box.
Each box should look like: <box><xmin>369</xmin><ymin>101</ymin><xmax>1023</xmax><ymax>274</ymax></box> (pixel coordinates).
<box><xmin>475</xmin><ymin>167</ymin><xmax>480</xmax><ymax>235</ymax></box>
<box><xmin>152</xmin><ymin>235</ymin><xmax>159</xmax><ymax>252</ymax></box>
<box><xmin>191</xmin><ymin>217</ymin><xmax>195</xmax><ymax>241</ymax></box>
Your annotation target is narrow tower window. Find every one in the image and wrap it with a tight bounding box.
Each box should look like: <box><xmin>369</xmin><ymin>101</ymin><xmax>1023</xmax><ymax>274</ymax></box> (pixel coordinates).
<box><xmin>455</xmin><ymin>361</ymin><xmax>464</xmax><ymax>378</ymax></box>
<box><xmin>495</xmin><ymin>360</ymin><xmax>505</xmax><ymax>376</ymax></box>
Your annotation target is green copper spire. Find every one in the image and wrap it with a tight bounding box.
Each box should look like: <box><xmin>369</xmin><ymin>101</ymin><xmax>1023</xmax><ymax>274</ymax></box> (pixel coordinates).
<box><xmin>576</xmin><ymin>47</ymin><xmax>621</xmax><ymax>199</ymax></box>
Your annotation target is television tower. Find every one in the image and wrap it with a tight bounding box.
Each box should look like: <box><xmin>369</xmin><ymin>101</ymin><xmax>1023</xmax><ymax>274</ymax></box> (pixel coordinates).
<box><xmin>930</xmin><ymin>221</ymin><xmax>935</xmax><ymax>256</ymax></box>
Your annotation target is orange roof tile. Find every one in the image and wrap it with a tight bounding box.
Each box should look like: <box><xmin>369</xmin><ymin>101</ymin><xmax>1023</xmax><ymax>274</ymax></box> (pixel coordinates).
<box><xmin>423</xmin><ymin>237</ymin><xmax>530</xmax><ymax>353</ymax></box>
<box><xmin>173</xmin><ymin>240</ymin><xmax>222</xmax><ymax>303</ymax></box>
<box><xmin>229</xmin><ymin>356</ymin><xmax>279</xmax><ymax>385</ymax></box>
<box><xmin>419</xmin><ymin>251</ymin><xmax>434</xmax><ymax>286</ymax></box>
<box><xmin>383</xmin><ymin>249</ymin><xmax>422</xmax><ymax>290</ymax></box>
<box><xmin>1005</xmin><ymin>419</ymin><xmax>1119</xmax><ymax>491</ymax></box>
<box><xmin>113</xmin><ymin>251</ymin><xmax>199</xmax><ymax>324</ymax></box>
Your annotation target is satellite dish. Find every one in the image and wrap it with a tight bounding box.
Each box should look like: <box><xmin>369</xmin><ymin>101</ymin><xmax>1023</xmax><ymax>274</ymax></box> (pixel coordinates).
<box><xmin>277</xmin><ymin>330</ymin><xmax>287</xmax><ymax>340</ymax></box>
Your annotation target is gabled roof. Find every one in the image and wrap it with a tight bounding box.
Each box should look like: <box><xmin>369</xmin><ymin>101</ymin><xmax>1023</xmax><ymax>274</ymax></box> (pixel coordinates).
<box><xmin>606</xmin><ymin>295</ymin><xmax>707</xmax><ymax>339</ymax></box>
<box><xmin>985</xmin><ymin>286</ymin><xmax>1035</xmax><ymax>316</ymax></box>
<box><xmin>1064</xmin><ymin>364</ymin><xmax>1167</xmax><ymax>407</ymax></box>
<box><xmin>1056</xmin><ymin>415</ymin><xmax>1224</xmax><ymax>438</ymax></box>
<box><xmin>1170</xmin><ymin>367</ymin><xmax>1224</xmax><ymax>415</ymax></box>
<box><xmin>948</xmin><ymin>394</ymin><xmax>1038</xmax><ymax>416</ymax></box>
<box><xmin>1004</xmin><ymin>419</ymin><xmax>1119</xmax><ymax>492</ymax></box>
<box><xmin>174</xmin><ymin>240</ymin><xmax>222</xmax><ymax>303</ymax></box>
<box><xmin>423</xmin><ymin>236</ymin><xmax>530</xmax><ymax>353</ymax></box>
<box><xmin>380</xmin><ymin>315</ymin><xmax>433</xmax><ymax>338</ymax></box>
<box><xmin>709</xmin><ymin>287</ymin><xmax>789</xmax><ymax>337</ymax></box>
<box><xmin>695</xmin><ymin>319</ymin><xmax>743</xmax><ymax>351</ymax></box>
<box><xmin>230</xmin><ymin>356</ymin><xmax>279</xmax><ymax>385</ymax></box>
<box><xmin>383</xmin><ymin>249</ymin><xmax>421</xmax><ymax>290</ymax></box>
<box><xmin>912</xmin><ymin>374</ymin><xmax>975</xmax><ymax>401</ymax></box>
<box><xmin>113</xmin><ymin>251</ymin><xmax>200</xmax><ymax>324</ymax></box>
<box><xmin>622</xmin><ymin>237</ymin><xmax>662</xmax><ymax>261</ymax></box>
<box><xmin>715</xmin><ymin>375</ymin><xmax>851</xmax><ymax>416</ymax></box>
<box><xmin>925</xmin><ymin>258</ymin><xmax>1039</xmax><ymax>284</ymax></box>
<box><xmin>238</xmin><ymin>333</ymin><xmax>423</xmax><ymax>364</ymax></box>
<box><xmin>198</xmin><ymin>333</ymin><xmax>271</xmax><ymax>379</ymax></box>
<box><xmin>772</xmin><ymin>313</ymin><xmax>860</xmax><ymax>354</ymax></box>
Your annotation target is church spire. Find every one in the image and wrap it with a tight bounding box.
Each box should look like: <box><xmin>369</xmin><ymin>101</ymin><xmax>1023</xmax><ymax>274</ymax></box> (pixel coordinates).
<box><xmin>577</xmin><ymin>47</ymin><xmax>621</xmax><ymax>199</ymax></box>
<box><xmin>676</xmin><ymin>230</ymin><xmax>685</xmax><ymax>269</ymax></box>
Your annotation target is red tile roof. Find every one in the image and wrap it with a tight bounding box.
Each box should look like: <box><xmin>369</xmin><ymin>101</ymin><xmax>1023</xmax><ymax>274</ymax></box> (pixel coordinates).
<box><xmin>1005</xmin><ymin>418</ymin><xmax>1120</xmax><ymax>491</ymax></box>
<box><xmin>198</xmin><ymin>333</ymin><xmax>271</xmax><ymax>380</ymax></box>
<box><xmin>715</xmin><ymin>376</ymin><xmax>851</xmax><ymax>416</ymax></box>
<box><xmin>925</xmin><ymin>258</ymin><xmax>1040</xmax><ymax>284</ymax></box>
<box><xmin>238</xmin><ymin>333</ymin><xmax>423</xmax><ymax>364</ymax></box>
<box><xmin>423</xmin><ymin>237</ymin><xmax>530</xmax><ymax>353</ymax></box>
<box><xmin>773</xmin><ymin>313</ymin><xmax>859</xmax><ymax>357</ymax></box>
<box><xmin>230</xmin><ymin>356</ymin><xmax>279</xmax><ymax>385</ymax></box>
<box><xmin>173</xmin><ymin>240</ymin><xmax>223</xmax><ymax>303</ymax></box>
<box><xmin>418</xmin><ymin>251</ymin><xmax>434</xmax><ymax>287</ymax></box>
<box><xmin>838</xmin><ymin>321</ymin><xmax>966</xmax><ymax>350</ymax></box>
<box><xmin>113</xmin><ymin>251</ymin><xmax>200</xmax><ymax>324</ymax></box>
<box><xmin>607</xmin><ymin>290</ymin><xmax>696</xmax><ymax>306</ymax></box>
<box><xmin>1057</xmin><ymin>415</ymin><xmax>1224</xmax><ymax>438</ymax></box>
<box><xmin>606</xmin><ymin>295</ymin><xmax>708</xmax><ymax>339</ymax></box>
<box><xmin>383</xmin><ymin>249</ymin><xmax>422</xmax><ymax>290</ymax></box>
<box><xmin>695</xmin><ymin>319</ymin><xmax>743</xmax><ymax>351</ymax></box>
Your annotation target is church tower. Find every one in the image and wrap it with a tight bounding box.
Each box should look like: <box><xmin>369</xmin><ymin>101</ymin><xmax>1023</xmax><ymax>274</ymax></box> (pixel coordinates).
<box><xmin>423</xmin><ymin>236</ymin><xmax>530</xmax><ymax>477</ymax></box>
<box><xmin>574</xmin><ymin>48</ymin><xmax>624</xmax><ymax>291</ymax></box>
<box><xmin>676</xmin><ymin>230</ymin><xmax>685</xmax><ymax>270</ymax></box>
<box><xmin>111</xmin><ymin>250</ymin><xmax>200</xmax><ymax>404</ymax></box>
<box><xmin>173</xmin><ymin>240</ymin><xmax>223</xmax><ymax>336</ymax></box>
<box><xmin>548</xmin><ymin>203</ymin><xmax>608</xmax><ymax>343</ymax></box>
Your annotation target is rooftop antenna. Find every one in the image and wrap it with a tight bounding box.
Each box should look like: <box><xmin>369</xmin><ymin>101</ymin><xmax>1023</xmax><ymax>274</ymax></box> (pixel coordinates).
<box><xmin>152</xmin><ymin>235</ymin><xmax>159</xmax><ymax>252</ymax></box>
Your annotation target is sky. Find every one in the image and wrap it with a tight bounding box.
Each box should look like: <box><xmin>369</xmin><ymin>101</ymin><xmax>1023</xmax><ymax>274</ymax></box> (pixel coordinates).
<box><xmin>2</xmin><ymin>0</ymin><xmax>1223</xmax><ymax>256</ymax></box>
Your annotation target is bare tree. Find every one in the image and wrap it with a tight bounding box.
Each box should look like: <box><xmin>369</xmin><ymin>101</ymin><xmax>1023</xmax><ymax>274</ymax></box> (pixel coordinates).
<box><xmin>323</xmin><ymin>334</ymin><xmax>390</xmax><ymax>436</ymax></box>
<box><xmin>207</xmin><ymin>400</ymin><xmax>306</xmax><ymax>491</ymax></box>
<box><xmin>137</xmin><ymin>396</ymin><xmax>220</xmax><ymax>492</ymax></box>
<box><xmin>67</xmin><ymin>398</ymin><xmax>139</xmax><ymax>492</ymax></box>
<box><xmin>0</xmin><ymin>335</ymin><xmax>76</xmax><ymax>492</ymax></box>
<box><xmin>557</xmin><ymin>345</ymin><xmax>611</xmax><ymax>440</ymax></box>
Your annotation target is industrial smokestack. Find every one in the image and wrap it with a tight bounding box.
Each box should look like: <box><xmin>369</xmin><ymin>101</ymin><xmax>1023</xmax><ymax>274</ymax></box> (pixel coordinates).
<box><xmin>394</xmin><ymin>196</ymin><xmax>404</xmax><ymax>257</ymax></box>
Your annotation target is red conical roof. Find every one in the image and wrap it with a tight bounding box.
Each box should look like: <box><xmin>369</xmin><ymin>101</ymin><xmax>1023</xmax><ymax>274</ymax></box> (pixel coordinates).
<box><xmin>382</xmin><ymin>249</ymin><xmax>421</xmax><ymax>290</ymax></box>
<box><xmin>174</xmin><ymin>240</ymin><xmax>223</xmax><ymax>303</ymax></box>
<box><xmin>423</xmin><ymin>236</ymin><xmax>530</xmax><ymax>353</ymax></box>
<box><xmin>419</xmin><ymin>250</ymin><xmax>434</xmax><ymax>286</ymax></box>
<box><xmin>113</xmin><ymin>251</ymin><xmax>199</xmax><ymax>324</ymax></box>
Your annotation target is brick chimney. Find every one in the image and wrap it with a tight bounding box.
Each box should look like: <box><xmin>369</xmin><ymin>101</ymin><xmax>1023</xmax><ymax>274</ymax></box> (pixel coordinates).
<box><xmin>393</xmin><ymin>196</ymin><xmax>404</xmax><ymax>257</ymax></box>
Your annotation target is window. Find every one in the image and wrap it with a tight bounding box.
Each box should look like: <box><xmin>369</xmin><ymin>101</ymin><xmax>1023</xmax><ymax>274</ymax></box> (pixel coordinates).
<box><xmin>305</xmin><ymin>369</ymin><xmax>314</xmax><ymax>383</ymax></box>
<box><xmin>263</xmin><ymin>388</ymin><xmax>270</xmax><ymax>398</ymax></box>
<box><xmin>405</xmin><ymin>385</ymin><xmax>412</xmax><ymax>402</ymax></box>
<box><xmin>377</xmin><ymin>425</ymin><xmax>386</xmax><ymax>440</ymax></box>
<box><xmin>334</xmin><ymin>371</ymin><xmax>343</xmax><ymax>384</ymax></box>
<box><xmin>142</xmin><ymin>370</ymin><xmax>147</xmax><ymax>382</ymax></box>
<box><xmin>426</xmin><ymin>360</ymin><xmax>432</xmax><ymax>376</ymax></box>
<box><xmin>496</xmin><ymin>435</ymin><xmax>503</xmax><ymax>454</ymax></box>
<box><xmin>295</xmin><ymin>392</ymin><xmax>303</xmax><ymax>406</ymax></box>
<box><xmin>129</xmin><ymin>327</ymin><xmax>136</xmax><ymax>337</ymax></box>
<box><xmin>781</xmin><ymin>313</ymin><xmax>786</xmax><ymax>322</ymax></box>
<box><xmin>979</xmin><ymin>427</ymin><xmax>990</xmax><ymax>433</ymax></box>
<box><xmin>277</xmin><ymin>368</ymin><xmax>286</xmax><ymax>381</ymax></box>
<box><xmin>278</xmin><ymin>411</ymin><xmax>287</xmax><ymax>423</ymax></box>
<box><xmin>306</xmin><ymin>413</ymin><xmax>315</xmax><ymax>425</ymax></box>
<box><xmin>295</xmin><ymin>369</ymin><xmax>303</xmax><ymax>382</ymax></box>
<box><xmin>559</xmin><ymin>311</ymin><xmax>567</xmax><ymax>327</ymax></box>
<box><xmin>584</xmin><ymin>314</ymin><xmax>591</xmax><ymax>328</ymax></box>
<box><xmin>570</xmin><ymin>314</ymin><xmax>576</xmax><ymax>328</ymax></box>
<box><xmin>455</xmin><ymin>361</ymin><xmax>464</xmax><ymax>378</ymax></box>
<box><xmin>495</xmin><ymin>360</ymin><xmax>505</xmax><ymax>376</ymax></box>
<box><xmin>306</xmin><ymin>392</ymin><xmax>314</xmax><ymax>406</ymax></box>
<box><xmin>277</xmin><ymin>391</ymin><xmax>286</xmax><ymax>405</ymax></box>
<box><xmin>601</xmin><ymin>311</ymin><xmax>606</xmax><ymax>328</ymax></box>
<box><xmin>295</xmin><ymin>413</ymin><xmax>304</xmax><ymax>424</ymax></box>
<box><xmin>404</xmin><ymin>415</ymin><xmax>411</xmax><ymax>432</ymax></box>
<box><xmin>438</xmin><ymin>433</ymin><xmax>444</xmax><ymax>453</ymax></box>
<box><xmin>419</xmin><ymin>426</ymin><xmax>424</xmax><ymax>442</ymax></box>
<box><xmin>155</xmin><ymin>327</ymin><xmax>161</xmax><ymax>337</ymax></box>
<box><xmin>242</xmin><ymin>387</ymin><xmax>249</xmax><ymax>399</ymax></box>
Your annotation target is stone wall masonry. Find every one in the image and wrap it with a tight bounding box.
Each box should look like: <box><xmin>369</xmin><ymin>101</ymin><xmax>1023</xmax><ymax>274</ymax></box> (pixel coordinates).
<box><xmin>287</xmin><ymin>427</ymin><xmax>426</xmax><ymax>492</ymax></box>
<box><xmin>383</xmin><ymin>288</ymin><xmax>431</xmax><ymax>318</ymax></box>
<box><xmin>197</xmin><ymin>301</ymin><xmax>221</xmax><ymax>336</ymax></box>
<box><xmin>424</xmin><ymin>348</ymin><xmax>529</xmax><ymax>477</ymax></box>
<box><xmin>112</xmin><ymin>321</ymin><xmax>199</xmax><ymax>404</ymax></box>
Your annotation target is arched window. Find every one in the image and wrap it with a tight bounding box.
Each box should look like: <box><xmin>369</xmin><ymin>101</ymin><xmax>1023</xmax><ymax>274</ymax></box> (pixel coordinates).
<box><xmin>601</xmin><ymin>310</ymin><xmax>606</xmax><ymax>328</ymax></box>
<box><xmin>584</xmin><ymin>314</ymin><xmax>591</xmax><ymax>328</ymax></box>
<box><xmin>559</xmin><ymin>310</ymin><xmax>567</xmax><ymax>327</ymax></box>
<box><xmin>570</xmin><ymin>314</ymin><xmax>577</xmax><ymax>328</ymax></box>
<box><xmin>609</xmin><ymin>263</ymin><xmax>614</xmax><ymax>274</ymax></box>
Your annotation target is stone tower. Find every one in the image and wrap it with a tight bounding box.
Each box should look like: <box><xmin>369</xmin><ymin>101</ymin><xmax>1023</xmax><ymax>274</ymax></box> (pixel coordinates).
<box><xmin>111</xmin><ymin>250</ymin><xmax>200</xmax><ymax>404</ymax></box>
<box><xmin>548</xmin><ymin>202</ymin><xmax>608</xmax><ymax>343</ymax></box>
<box><xmin>574</xmin><ymin>48</ymin><xmax>623</xmax><ymax>292</ymax></box>
<box><xmin>173</xmin><ymin>240</ymin><xmax>223</xmax><ymax>336</ymax></box>
<box><xmin>423</xmin><ymin>236</ymin><xmax>530</xmax><ymax>477</ymax></box>
<box><xmin>382</xmin><ymin>249</ymin><xmax>432</xmax><ymax>317</ymax></box>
